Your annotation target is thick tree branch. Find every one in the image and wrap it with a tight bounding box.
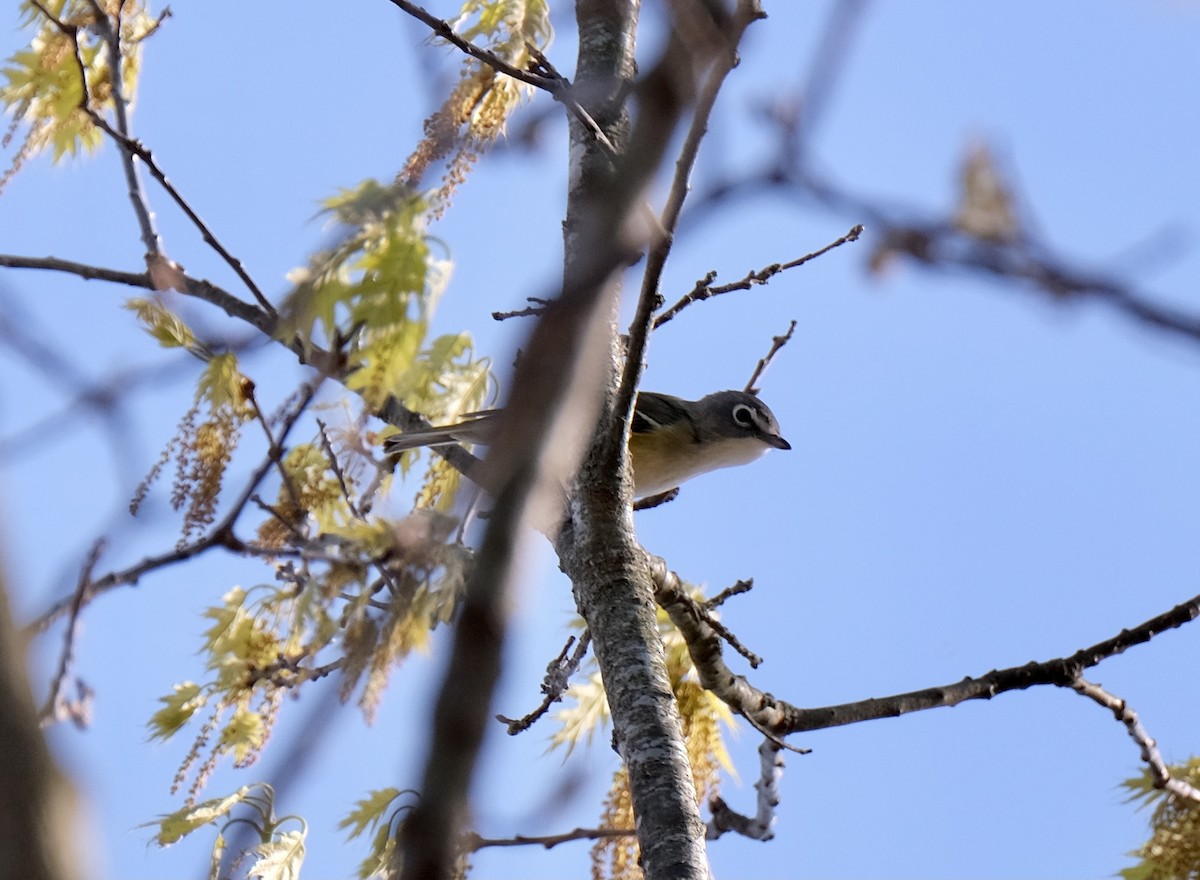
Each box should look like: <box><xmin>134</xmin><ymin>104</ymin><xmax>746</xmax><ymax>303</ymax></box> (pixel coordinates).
<box><xmin>653</xmin><ymin>554</ymin><xmax>1200</xmax><ymax>766</ymax></box>
<box><xmin>392</xmin><ymin>1</ymin><xmax>666</xmax><ymax>866</ymax></box>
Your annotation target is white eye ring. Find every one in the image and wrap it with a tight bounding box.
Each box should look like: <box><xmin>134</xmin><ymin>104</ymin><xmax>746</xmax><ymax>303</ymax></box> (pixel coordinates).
<box><xmin>732</xmin><ymin>403</ymin><xmax>755</xmax><ymax>428</ymax></box>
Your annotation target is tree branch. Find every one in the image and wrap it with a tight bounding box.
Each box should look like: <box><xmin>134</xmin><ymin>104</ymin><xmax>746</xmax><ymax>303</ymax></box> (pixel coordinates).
<box><xmin>38</xmin><ymin>540</ymin><xmax>103</xmax><ymax>728</ymax></box>
<box><xmin>706</xmin><ymin>738</ymin><xmax>782</xmax><ymax>841</ymax></box>
<box><xmin>0</xmin><ymin>254</ymin><xmax>275</xmax><ymax>335</ymax></box>
<box><xmin>462</xmin><ymin>825</ymin><xmax>633</xmax><ymax>853</ymax></box>
<box><xmin>652</xmin><ymin>554</ymin><xmax>1200</xmax><ymax>748</ymax></box>
<box><xmin>654</xmin><ymin>224</ymin><xmax>863</xmax><ymax>329</ymax></box>
<box><xmin>618</xmin><ymin>0</ymin><xmax>768</xmax><ymax>434</ymax></box>
<box><xmin>29</xmin><ymin>3</ymin><xmax>273</xmax><ymax>313</ymax></box>
<box><xmin>1071</xmin><ymin>677</ymin><xmax>1200</xmax><ymax>803</ymax></box>
<box><xmin>497</xmin><ymin>631</ymin><xmax>592</xmax><ymax>735</ymax></box>
<box><xmin>384</xmin><ymin>0</ymin><xmax>556</xmax><ymax>91</ymax></box>
<box><xmin>743</xmin><ymin>320</ymin><xmax>797</xmax><ymax>395</ymax></box>
<box><xmin>27</xmin><ymin>381</ymin><xmax>318</xmax><ymax>635</ymax></box>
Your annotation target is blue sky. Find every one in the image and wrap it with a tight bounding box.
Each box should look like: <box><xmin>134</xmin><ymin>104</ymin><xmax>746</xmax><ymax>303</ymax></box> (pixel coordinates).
<box><xmin>4</xmin><ymin>1</ymin><xmax>1200</xmax><ymax>878</ymax></box>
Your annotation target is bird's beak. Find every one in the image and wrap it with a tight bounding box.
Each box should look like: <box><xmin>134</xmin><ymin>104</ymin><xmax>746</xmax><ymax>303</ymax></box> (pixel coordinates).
<box><xmin>764</xmin><ymin>433</ymin><xmax>791</xmax><ymax>451</ymax></box>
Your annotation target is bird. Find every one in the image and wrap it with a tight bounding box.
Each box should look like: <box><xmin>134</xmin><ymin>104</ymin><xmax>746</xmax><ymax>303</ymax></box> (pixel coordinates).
<box><xmin>383</xmin><ymin>389</ymin><xmax>790</xmax><ymax>499</ymax></box>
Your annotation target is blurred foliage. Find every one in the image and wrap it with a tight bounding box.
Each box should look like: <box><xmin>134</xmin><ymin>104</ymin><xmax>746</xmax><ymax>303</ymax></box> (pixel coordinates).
<box><xmin>149</xmin><ymin>783</ymin><xmax>307</xmax><ymax>880</ymax></box>
<box><xmin>339</xmin><ymin>788</ymin><xmax>418</xmax><ymax>880</ymax></box>
<box><xmin>1121</xmin><ymin>759</ymin><xmax>1200</xmax><ymax>880</ymax></box>
<box><xmin>400</xmin><ymin>0</ymin><xmax>552</xmax><ymax>215</ymax></box>
<box><xmin>1</xmin><ymin>0</ymin><xmax>162</xmax><ymax>190</ymax></box>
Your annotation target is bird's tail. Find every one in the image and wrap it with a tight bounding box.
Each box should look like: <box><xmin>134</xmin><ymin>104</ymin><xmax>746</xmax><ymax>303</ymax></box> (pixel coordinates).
<box><xmin>382</xmin><ymin>411</ymin><xmax>497</xmax><ymax>455</ymax></box>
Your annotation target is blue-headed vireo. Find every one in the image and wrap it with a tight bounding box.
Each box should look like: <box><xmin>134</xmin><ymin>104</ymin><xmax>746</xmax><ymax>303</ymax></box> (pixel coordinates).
<box><xmin>384</xmin><ymin>390</ymin><xmax>790</xmax><ymax>498</ymax></box>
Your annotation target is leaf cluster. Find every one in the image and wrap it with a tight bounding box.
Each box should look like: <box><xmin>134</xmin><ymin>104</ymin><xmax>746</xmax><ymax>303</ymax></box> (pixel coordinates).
<box><xmin>150</xmin><ymin>783</ymin><xmax>306</xmax><ymax>880</ymax></box>
<box><xmin>1122</xmin><ymin>759</ymin><xmax>1200</xmax><ymax>880</ymax></box>
<box><xmin>400</xmin><ymin>0</ymin><xmax>552</xmax><ymax>214</ymax></box>
<box><xmin>1</xmin><ymin>0</ymin><xmax>162</xmax><ymax>188</ymax></box>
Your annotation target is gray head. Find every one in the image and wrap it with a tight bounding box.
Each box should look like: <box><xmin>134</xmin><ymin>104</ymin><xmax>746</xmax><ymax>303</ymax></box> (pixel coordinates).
<box><xmin>698</xmin><ymin>390</ymin><xmax>791</xmax><ymax>450</ymax></box>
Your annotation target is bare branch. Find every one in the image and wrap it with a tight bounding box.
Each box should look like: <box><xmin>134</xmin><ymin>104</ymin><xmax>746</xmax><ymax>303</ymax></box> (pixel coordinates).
<box><xmin>316</xmin><ymin>419</ymin><xmax>364</xmax><ymax>520</ymax></box>
<box><xmin>0</xmin><ymin>254</ymin><xmax>275</xmax><ymax>335</ymax></box>
<box><xmin>619</xmin><ymin>0</ymin><xmax>768</xmax><ymax>432</ymax></box>
<box><xmin>1071</xmin><ymin>677</ymin><xmax>1200</xmax><ymax>803</ymax></box>
<box><xmin>654</xmin><ymin>224</ymin><xmax>863</xmax><ymax>329</ymax></box>
<box><xmin>82</xmin><ymin>0</ymin><xmax>162</xmax><ymax>257</ymax></box>
<box><xmin>705</xmin><ymin>578</ymin><xmax>753</xmax><ymax>609</ymax></box>
<box><xmin>743</xmin><ymin>320</ymin><xmax>797</xmax><ymax>395</ymax></box>
<box><xmin>462</xmin><ymin>825</ymin><xmax>633</xmax><ymax>853</ymax></box>
<box><xmin>497</xmin><ymin>631</ymin><xmax>592</xmax><ymax>735</ymax></box>
<box><xmin>691</xmin><ymin>594</ymin><xmax>761</xmax><ymax>669</ymax></box>
<box><xmin>386</xmin><ymin>0</ymin><xmax>626</xmax><ymax>163</ymax></box>
<box><xmin>384</xmin><ymin>0</ymin><xmax>556</xmax><ymax>91</ymax></box>
<box><xmin>706</xmin><ymin>738</ymin><xmax>782</xmax><ymax>841</ymax></box>
<box><xmin>521</xmin><ymin>42</ymin><xmax>621</xmax><ymax>160</ymax></box>
<box><xmin>651</xmin><ymin>552</ymin><xmax>1200</xmax><ymax>743</ymax></box>
<box><xmin>492</xmin><ymin>297</ymin><xmax>551</xmax><ymax>322</ymax></box>
<box><xmin>38</xmin><ymin>540</ymin><xmax>104</xmax><ymax>728</ymax></box>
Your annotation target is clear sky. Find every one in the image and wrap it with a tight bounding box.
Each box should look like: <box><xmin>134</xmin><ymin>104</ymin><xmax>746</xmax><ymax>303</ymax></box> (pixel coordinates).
<box><xmin>3</xmin><ymin>2</ymin><xmax>1200</xmax><ymax>878</ymax></box>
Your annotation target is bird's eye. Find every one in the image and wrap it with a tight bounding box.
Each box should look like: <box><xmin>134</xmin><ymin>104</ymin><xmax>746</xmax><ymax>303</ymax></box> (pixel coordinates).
<box><xmin>732</xmin><ymin>403</ymin><xmax>755</xmax><ymax>428</ymax></box>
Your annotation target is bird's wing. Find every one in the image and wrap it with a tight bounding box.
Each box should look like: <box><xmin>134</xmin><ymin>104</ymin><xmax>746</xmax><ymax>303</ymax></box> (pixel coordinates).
<box><xmin>630</xmin><ymin>392</ymin><xmax>693</xmax><ymax>435</ymax></box>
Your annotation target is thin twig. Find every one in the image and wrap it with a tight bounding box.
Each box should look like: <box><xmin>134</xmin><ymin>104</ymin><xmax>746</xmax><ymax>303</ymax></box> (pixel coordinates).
<box><xmin>521</xmin><ymin>42</ymin><xmax>620</xmax><ymax>160</ymax></box>
<box><xmin>388</xmin><ymin>1</ymin><xmax>623</xmax><ymax>162</ymax></box>
<box><xmin>492</xmin><ymin>296</ymin><xmax>551</xmax><ymax>322</ymax></box>
<box><xmin>246</xmin><ymin>383</ymin><xmax>302</xmax><ymax>509</ymax></box>
<box><xmin>83</xmin><ymin>0</ymin><xmax>161</xmax><ymax>257</ymax></box>
<box><xmin>744</xmin><ymin>320</ymin><xmax>797</xmax><ymax>395</ymax></box>
<box><xmin>0</xmin><ymin>254</ymin><xmax>275</xmax><ymax>335</ymax></box>
<box><xmin>316</xmin><ymin>419</ymin><xmax>363</xmax><ymax>519</ymax></box>
<box><xmin>1072</xmin><ymin>677</ymin><xmax>1200</xmax><ymax>802</ymax></box>
<box><xmin>28</xmin><ymin>382</ymin><xmax>319</xmax><ymax>634</ymax></box>
<box><xmin>385</xmin><ymin>0</ymin><xmax>555</xmax><ymax>90</ymax></box>
<box><xmin>250</xmin><ymin>495</ymin><xmax>308</xmax><ymax>542</ymax></box>
<box><xmin>706</xmin><ymin>738</ymin><xmax>783</xmax><ymax>841</ymax></box>
<box><xmin>315</xmin><ymin>418</ymin><xmax>407</xmax><ymax>598</ymax></box>
<box><xmin>38</xmin><ymin>540</ymin><xmax>105</xmax><ymax>727</ymax></box>
<box><xmin>497</xmin><ymin>631</ymin><xmax>592</xmax><ymax>735</ymax></box>
<box><xmin>706</xmin><ymin>578</ymin><xmax>753</xmax><ymax>609</ymax></box>
<box><xmin>617</xmin><ymin>0</ymin><xmax>768</xmax><ymax>467</ymax></box>
<box><xmin>392</xmin><ymin>0</ymin><xmax>623</xmax><ymax>165</ymax></box>
<box><xmin>655</xmin><ymin>224</ymin><xmax>864</xmax><ymax>329</ymax></box>
<box><xmin>29</xmin><ymin>3</ymin><xmax>273</xmax><ymax>313</ymax></box>
<box><xmin>462</xmin><ymin>825</ymin><xmax>633</xmax><ymax>853</ymax></box>
<box><xmin>692</xmin><ymin>600</ymin><xmax>761</xmax><ymax>669</ymax></box>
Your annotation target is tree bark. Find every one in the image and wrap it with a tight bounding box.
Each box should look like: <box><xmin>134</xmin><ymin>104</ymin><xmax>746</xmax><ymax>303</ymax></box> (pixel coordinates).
<box><xmin>558</xmin><ymin>2</ymin><xmax>710</xmax><ymax>878</ymax></box>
